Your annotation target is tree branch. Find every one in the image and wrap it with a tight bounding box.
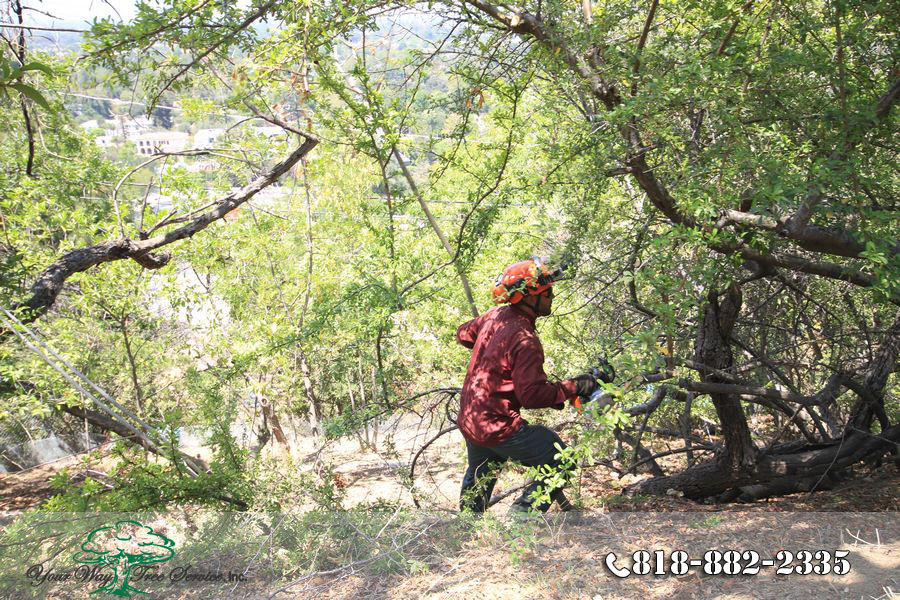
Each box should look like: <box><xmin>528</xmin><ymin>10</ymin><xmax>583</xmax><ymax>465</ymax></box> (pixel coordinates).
<box><xmin>715</xmin><ymin>0</ymin><xmax>755</xmax><ymax>57</ymax></box>
<box><xmin>11</xmin><ymin>0</ymin><xmax>35</xmax><ymax>177</ymax></box>
<box><xmin>713</xmin><ymin>240</ymin><xmax>885</xmax><ymax>295</ymax></box>
<box><xmin>8</xmin><ymin>135</ymin><xmax>317</xmax><ymax>329</ymax></box>
<box><xmin>462</xmin><ymin>0</ymin><xmax>620</xmax><ymax>108</ymax></box>
<box><xmin>631</xmin><ymin>0</ymin><xmax>659</xmax><ymax>96</ymax></box>
<box><xmin>392</xmin><ymin>146</ymin><xmax>479</xmax><ymax>317</ymax></box>
<box><xmin>461</xmin><ymin>1</ymin><xmax>896</xmax><ymax>296</ymax></box>
<box><xmin>715</xmin><ymin>209</ymin><xmax>890</xmax><ymax>259</ymax></box>
<box><xmin>148</xmin><ymin>0</ymin><xmax>278</xmax><ymax>110</ymax></box>
<box><xmin>0</xmin><ymin>22</ymin><xmax>86</xmax><ymax>32</ymax></box>
<box><xmin>785</xmin><ymin>78</ymin><xmax>900</xmax><ymax>234</ymax></box>
<box><xmin>677</xmin><ymin>379</ymin><xmax>820</xmax><ymax>406</ymax></box>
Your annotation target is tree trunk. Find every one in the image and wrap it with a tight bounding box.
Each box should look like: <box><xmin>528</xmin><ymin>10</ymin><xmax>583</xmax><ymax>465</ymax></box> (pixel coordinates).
<box><xmin>357</xmin><ymin>354</ymin><xmax>371</xmax><ymax>448</ymax></box>
<box><xmin>347</xmin><ymin>370</ymin><xmax>365</xmax><ymax>451</ymax></box>
<box><xmin>632</xmin><ymin>424</ymin><xmax>900</xmax><ymax>500</ymax></box>
<box><xmin>847</xmin><ymin>312</ymin><xmax>900</xmax><ymax>432</ymax></box>
<box><xmin>299</xmin><ymin>349</ymin><xmax>322</xmax><ymax>440</ymax></box>
<box><xmin>260</xmin><ymin>395</ymin><xmax>288</xmax><ymax>448</ymax></box>
<box><xmin>629</xmin><ymin>310</ymin><xmax>900</xmax><ymax>502</ymax></box>
<box><xmin>694</xmin><ymin>283</ymin><xmax>755</xmax><ymax>472</ymax></box>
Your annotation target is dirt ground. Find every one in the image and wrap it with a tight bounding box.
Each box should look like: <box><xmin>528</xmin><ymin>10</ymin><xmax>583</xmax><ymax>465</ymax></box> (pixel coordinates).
<box><xmin>6</xmin><ymin>436</ymin><xmax>894</xmax><ymax>514</ymax></box>
<box><xmin>2</xmin><ymin>421</ymin><xmax>898</xmax><ymax>599</ymax></box>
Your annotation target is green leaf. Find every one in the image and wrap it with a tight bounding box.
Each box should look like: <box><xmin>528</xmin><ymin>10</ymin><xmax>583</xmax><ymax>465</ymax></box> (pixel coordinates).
<box><xmin>8</xmin><ymin>83</ymin><xmax>52</xmax><ymax>111</ymax></box>
<box><xmin>19</xmin><ymin>61</ymin><xmax>54</xmax><ymax>77</ymax></box>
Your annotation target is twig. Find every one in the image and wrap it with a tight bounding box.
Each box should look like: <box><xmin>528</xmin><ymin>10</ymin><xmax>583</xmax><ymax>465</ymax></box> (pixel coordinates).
<box><xmin>148</xmin><ymin>0</ymin><xmax>278</xmax><ymax>109</ymax></box>
<box><xmin>84</xmin><ymin>0</ymin><xmax>216</xmax><ymax>58</ymax></box>
<box><xmin>487</xmin><ymin>482</ymin><xmax>530</xmax><ymax>507</ymax></box>
<box><xmin>409</xmin><ymin>425</ymin><xmax>458</xmax><ymax>508</ymax></box>
<box><xmin>0</xmin><ymin>22</ymin><xmax>86</xmax><ymax>32</ymax></box>
<box><xmin>112</xmin><ymin>154</ymin><xmax>174</xmax><ymax>237</ymax></box>
<box><xmin>231</xmin><ymin>515</ymin><xmax>286</xmax><ymax>594</ymax></box>
<box><xmin>627</xmin><ymin>445</ymin><xmax>717</xmax><ymax>471</ymax></box>
<box><xmin>845</xmin><ymin>528</ymin><xmax>873</xmax><ymax>546</ymax></box>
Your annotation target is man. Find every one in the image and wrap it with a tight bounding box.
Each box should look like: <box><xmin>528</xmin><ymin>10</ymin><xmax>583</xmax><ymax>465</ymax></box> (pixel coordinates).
<box><xmin>456</xmin><ymin>258</ymin><xmax>602</xmax><ymax>513</ymax></box>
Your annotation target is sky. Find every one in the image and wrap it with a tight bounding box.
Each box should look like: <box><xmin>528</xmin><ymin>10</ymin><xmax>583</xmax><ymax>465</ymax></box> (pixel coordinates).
<box><xmin>26</xmin><ymin>0</ymin><xmax>136</xmax><ymax>24</ymax></box>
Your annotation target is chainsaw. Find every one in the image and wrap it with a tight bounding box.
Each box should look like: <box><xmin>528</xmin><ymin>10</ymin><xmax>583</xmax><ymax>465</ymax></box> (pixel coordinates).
<box><xmin>573</xmin><ymin>359</ymin><xmax>616</xmax><ymax>414</ymax></box>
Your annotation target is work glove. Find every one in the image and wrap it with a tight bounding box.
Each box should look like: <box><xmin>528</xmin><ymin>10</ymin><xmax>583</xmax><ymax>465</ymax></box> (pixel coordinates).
<box><xmin>594</xmin><ymin>358</ymin><xmax>616</xmax><ymax>384</ymax></box>
<box><xmin>572</xmin><ymin>373</ymin><xmax>600</xmax><ymax>399</ymax></box>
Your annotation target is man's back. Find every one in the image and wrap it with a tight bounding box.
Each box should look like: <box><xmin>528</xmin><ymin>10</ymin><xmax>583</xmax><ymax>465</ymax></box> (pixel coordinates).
<box><xmin>456</xmin><ymin>305</ymin><xmax>574</xmax><ymax>445</ymax></box>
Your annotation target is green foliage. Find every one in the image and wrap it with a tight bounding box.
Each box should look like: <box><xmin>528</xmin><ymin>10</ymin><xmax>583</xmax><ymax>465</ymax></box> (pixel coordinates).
<box><xmin>0</xmin><ymin>57</ymin><xmax>53</xmax><ymax>111</ymax></box>
<box><xmin>0</xmin><ymin>0</ymin><xmax>896</xmax><ymax>515</ymax></box>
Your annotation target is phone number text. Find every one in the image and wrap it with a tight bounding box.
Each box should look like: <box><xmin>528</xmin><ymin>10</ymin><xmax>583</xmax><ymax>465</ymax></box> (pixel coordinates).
<box><xmin>603</xmin><ymin>549</ymin><xmax>851</xmax><ymax>578</ymax></box>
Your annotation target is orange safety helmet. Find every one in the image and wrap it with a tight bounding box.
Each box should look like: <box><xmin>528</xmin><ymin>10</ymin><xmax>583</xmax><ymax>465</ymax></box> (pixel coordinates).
<box><xmin>492</xmin><ymin>258</ymin><xmax>557</xmax><ymax>305</ymax></box>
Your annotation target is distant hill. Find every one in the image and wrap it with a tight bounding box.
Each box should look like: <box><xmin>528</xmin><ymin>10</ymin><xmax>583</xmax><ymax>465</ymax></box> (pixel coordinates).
<box><xmin>24</xmin><ymin>21</ymin><xmax>85</xmax><ymax>53</ymax></box>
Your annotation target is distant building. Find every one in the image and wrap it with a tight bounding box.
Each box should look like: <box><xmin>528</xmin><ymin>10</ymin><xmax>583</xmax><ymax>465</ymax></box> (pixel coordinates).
<box><xmin>115</xmin><ymin>115</ymin><xmax>153</xmax><ymax>137</ymax></box>
<box><xmin>194</xmin><ymin>128</ymin><xmax>224</xmax><ymax>147</ymax></box>
<box><xmin>131</xmin><ymin>131</ymin><xmax>190</xmax><ymax>155</ymax></box>
<box><xmin>94</xmin><ymin>134</ymin><xmax>116</xmax><ymax>148</ymax></box>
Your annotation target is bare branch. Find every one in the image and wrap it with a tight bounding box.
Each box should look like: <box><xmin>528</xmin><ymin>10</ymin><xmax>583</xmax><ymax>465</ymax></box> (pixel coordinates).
<box><xmin>676</xmin><ymin>379</ymin><xmax>820</xmax><ymax>406</ymax></box>
<box><xmin>0</xmin><ymin>23</ymin><xmax>86</xmax><ymax>33</ymax></box>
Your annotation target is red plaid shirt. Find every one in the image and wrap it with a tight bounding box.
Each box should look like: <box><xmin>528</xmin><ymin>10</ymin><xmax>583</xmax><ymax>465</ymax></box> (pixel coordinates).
<box><xmin>456</xmin><ymin>305</ymin><xmax>577</xmax><ymax>445</ymax></box>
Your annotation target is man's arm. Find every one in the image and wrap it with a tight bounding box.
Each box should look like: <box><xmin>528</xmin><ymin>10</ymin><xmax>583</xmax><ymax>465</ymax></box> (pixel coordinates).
<box><xmin>456</xmin><ymin>317</ymin><xmax>480</xmax><ymax>349</ymax></box>
<box><xmin>510</xmin><ymin>335</ymin><xmax>578</xmax><ymax>409</ymax></box>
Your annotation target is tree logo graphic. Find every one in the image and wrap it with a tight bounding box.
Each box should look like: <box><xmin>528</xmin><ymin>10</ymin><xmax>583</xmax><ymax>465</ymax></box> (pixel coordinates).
<box><xmin>73</xmin><ymin>520</ymin><xmax>175</xmax><ymax>597</ymax></box>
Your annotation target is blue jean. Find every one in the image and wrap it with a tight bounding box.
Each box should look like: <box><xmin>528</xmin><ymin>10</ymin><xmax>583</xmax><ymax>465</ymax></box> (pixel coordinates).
<box><xmin>459</xmin><ymin>424</ymin><xmax>571</xmax><ymax>512</ymax></box>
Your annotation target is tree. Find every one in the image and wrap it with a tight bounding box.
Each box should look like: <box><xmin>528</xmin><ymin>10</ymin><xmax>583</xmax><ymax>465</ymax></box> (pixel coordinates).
<box><xmin>73</xmin><ymin>520</ymin><xmax>175</xmax><ymax>597</ymax></box>
<box><xmin>1</xmin><ymin>0</ymin><xmax>895</xmax><ymax>510</ymax></box>
<box><xmin>439</xmin><ymin>0</ymin><xmax>898</xmax><ymax>499</ymax></box>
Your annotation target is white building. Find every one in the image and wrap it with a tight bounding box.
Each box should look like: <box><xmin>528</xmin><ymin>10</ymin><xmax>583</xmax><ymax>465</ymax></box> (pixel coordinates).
<box><xmin>194</xmin><ymin>128</ymin><xmax>224</xmax><ymax>147</ymax></box>
<box><xmin>115</xmin><ymin>115</ymin><xmax>153</xmax><ymax>137</ymax></box>
<box><xmin>131</xmin><ymin>131</ymin><xmax>190</xmax><ymax>155</ymax></box>
<box><xmin>93</xmin><ymin>134</ymin><xmax>116</xmax><ymax>148</ymax></box>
